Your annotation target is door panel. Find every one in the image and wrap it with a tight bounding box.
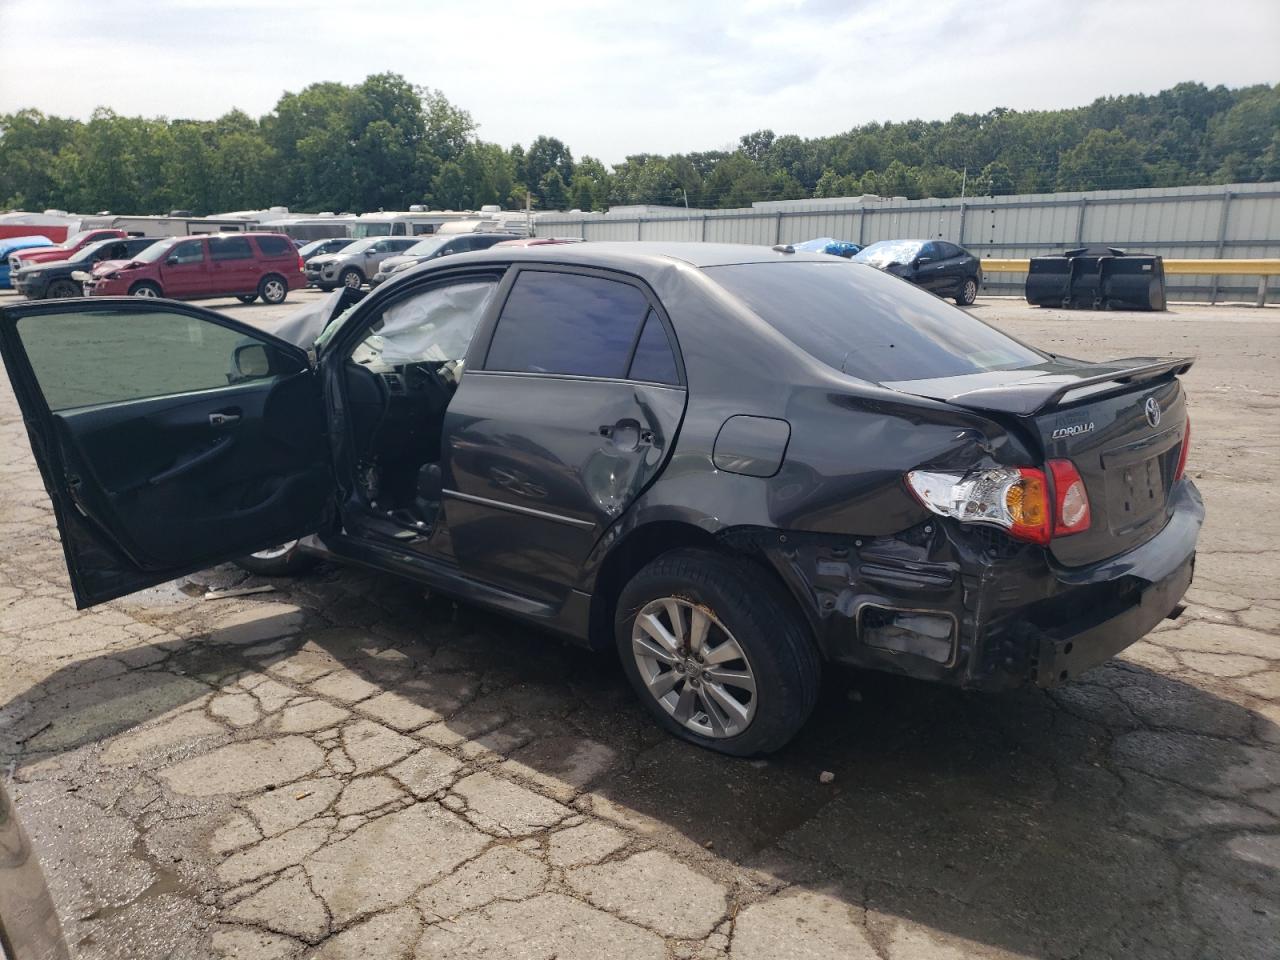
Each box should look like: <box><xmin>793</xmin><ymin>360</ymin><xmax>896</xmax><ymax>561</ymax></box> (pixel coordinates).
<box><xmin>0</xmin><ymin>298</ymin><xmax>332</xmax><ymax>607</ymax></box>
<box><xmin>443</xmin><ymin>373</ymin><xmax>685</xmax><ymax>603</ymax></box>
<box><xmin>158</xmin><ymin>239</ymin><xmax>209</xmax><ymax>297</ymax></box>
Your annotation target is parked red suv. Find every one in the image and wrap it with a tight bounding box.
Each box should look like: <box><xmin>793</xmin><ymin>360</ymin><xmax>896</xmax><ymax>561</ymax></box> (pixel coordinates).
<box><xmin>8</xmin><ymin>228</ymin><xmax>127</xmax><ymax>272</ymax></box>
<box><xmin>86</xmin><ymin>233</ymin><xmax>305</xmax><ymax>304</ymax></box>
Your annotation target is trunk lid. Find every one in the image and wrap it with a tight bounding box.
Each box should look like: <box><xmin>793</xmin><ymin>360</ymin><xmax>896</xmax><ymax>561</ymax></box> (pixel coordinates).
<box><xmin>885</xmin><ymin>357</ymin><xmax>1192</xmax><ymax>566</ymax></box>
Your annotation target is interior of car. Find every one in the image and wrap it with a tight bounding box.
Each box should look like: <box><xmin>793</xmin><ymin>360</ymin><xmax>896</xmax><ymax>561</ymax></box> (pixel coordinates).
<box><xmin>340</xmin><ymin>277</ymin><xmax>501</xmax><ymax>536</ymax></box>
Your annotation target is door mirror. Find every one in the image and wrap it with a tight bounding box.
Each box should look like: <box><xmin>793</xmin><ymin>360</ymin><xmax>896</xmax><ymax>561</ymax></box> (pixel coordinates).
<box><xmin>231</xmin><ymin>343</ymin><xmax>271</xmax><ymax>383</ymax></box>
<box><xmin>166</xmin><ymin>256</ymin><xmax>180</xmax><ymax>266</ymax></box>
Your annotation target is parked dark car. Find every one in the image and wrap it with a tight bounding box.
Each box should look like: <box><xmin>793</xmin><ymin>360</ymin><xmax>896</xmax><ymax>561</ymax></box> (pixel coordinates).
<box><xmin>0</xmin><ymin>781</ymin><xmax>71</xmax><ymax>960</ymax></box>
<box><xmin>854</xmin><ymin>239</ymin><xmax>982</xmax><ymax>305</ymax></box>
<box><xmin>298</xmin><ymin>237</ymin><xmax>355</xmax><ymax>265</ymax></box>
<box><xmin>7</xmin><ymin>228</ymin><xmax>127</xmax><ymax>275</ymax></box>
<box><xmin>0</xmin><ymin>243</ymin><xmax>1200</xmax><ymax>755</ymax></box>
<box><xmin>369</xmin><ymin>234</ymin><xmax>517</xmax><ymax>286</ymax></box>
<box><xmin>84</xmin><ymin>233</ymin><xmax>305</xmax><ymax>304</ymax></box>
<box><xmin>13</xmin><ymin>237</ymin><xmax>164</xmax><ymax>299</ymax></box>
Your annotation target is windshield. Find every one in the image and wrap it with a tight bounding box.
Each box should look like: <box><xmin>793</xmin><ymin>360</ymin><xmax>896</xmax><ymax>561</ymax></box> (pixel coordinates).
<box><xmin>300</xmin><ymin>238</ymin><xmax>349</xmax><ymax>257</ymax></box>
<box><xmin>853</xmin><ymin>240</ymin><xmax>924</xmax><ymax>267</ymax></box>
<box><xmin>131</xmin><ymin>237</ymin><xmax>181</xmax><ymax>263</ymax></box>
<box><xmin>705</xmin><ymin>261</ymin><xmax>1042</xmax><ymax>383</ymax></box>
<box><xmin>59</xmin><ymin>230</ymin><xmax>95</xmax><ymax>249</ymax></box>
<box><xmin>337</xmin><ymin>238</ymin><xmax>377</xmax><ymax>255</ymax></box>
<box><xmin>71</xmin><ymin>239</ymin><xmax>116</xmax><ymax>261</ymax></box>
<box><xmin>404</xmin><ymin>237</ymin><xmax>449</xmax><ymax>257</ymax></box>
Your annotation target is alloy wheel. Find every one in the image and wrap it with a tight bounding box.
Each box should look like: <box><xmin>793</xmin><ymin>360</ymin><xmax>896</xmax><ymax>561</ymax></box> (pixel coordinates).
<box><xmin>264</xmin><ymin>279</ymin><xmax>286</xmax><ymax>303</ymax></box>
<box><xmin>343</xmin><ymin>271</ymin><xmax>361</xmax><ymax>289</ymax></box>
<box><xmin>962</xmin><ymin>279</ymin><xmax>977</xmax><ymax>304</ymax></box>
<box><xmin>630</xmin><ymin>597</ymin><xmax>757</xmax><ymax>738</ymax></box>
<box><xmin>133</xmin><ymin>286</ymin><xmax>158</xmax><ymax>298</ymax></box>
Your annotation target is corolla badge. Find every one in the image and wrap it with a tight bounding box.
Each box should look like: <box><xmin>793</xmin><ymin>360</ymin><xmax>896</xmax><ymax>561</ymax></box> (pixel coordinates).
<box><xmin>1051</xmin><ymin>421</ymin><xmax>1095</xmax><ymax>440</ymax></box>
<box><xmin>1145</xmin><ymin>396</ymin><xmax>1162</xmax><ymax>428</ymax></box>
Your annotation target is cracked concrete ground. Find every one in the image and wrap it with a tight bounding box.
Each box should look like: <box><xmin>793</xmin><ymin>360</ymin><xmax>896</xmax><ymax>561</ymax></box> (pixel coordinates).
<box><xmin>1</xmin><ymin>290</ymin><xmax>1278</xmax><ymax>959</ymax></box>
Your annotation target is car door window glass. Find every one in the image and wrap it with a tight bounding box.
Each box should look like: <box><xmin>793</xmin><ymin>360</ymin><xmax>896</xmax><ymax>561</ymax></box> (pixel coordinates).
<box><xmin>255</xmin><ymin>235</ymin><xmax>292</xmax><ymax>257</ymax></box>
<box><xmin>15</xmin><ymin>307</ymin><xmax>296</xmax><ymax>411</ymax></box>
<box><xmin>168</xmin><ymin>240</ymin><xmax>204</xmax><ymax>265</ymax></box>
<box><xmin>627</xmin><ymin>310</ymin><xmax>680</xmax><ymax>385</ymax></box>
<box><xmin>485</xmin><ymin>271</ymin><xmax>649</xmax><ymax>378</ymax></box>
<box><xmin>351</xmin><ymin>280</ymin><xmax>498</xmax><ymax>370</ymax></box>
<box><xmin>209</xmin><ymin>236</ymin><xmax>253</xmax><ymax>261</ymax></box>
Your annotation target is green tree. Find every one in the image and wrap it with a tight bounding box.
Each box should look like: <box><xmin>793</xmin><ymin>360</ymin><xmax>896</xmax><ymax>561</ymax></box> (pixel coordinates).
<box><xmin>1056</xmin><ymin>129</ymin><xmax>1151</xmax><ymax>191</ymax></box>
<box><xmin>538</xmin><ymin>169</ymin><xmax>568</xmax><ymax>210</ymax></box>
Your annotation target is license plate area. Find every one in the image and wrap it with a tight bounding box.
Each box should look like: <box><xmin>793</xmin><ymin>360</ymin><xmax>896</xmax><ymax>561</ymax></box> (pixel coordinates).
<box><xmin>1104</xmin><ymin>453</ymin><xmax>1165</xmax><ymax>535</ymax></box>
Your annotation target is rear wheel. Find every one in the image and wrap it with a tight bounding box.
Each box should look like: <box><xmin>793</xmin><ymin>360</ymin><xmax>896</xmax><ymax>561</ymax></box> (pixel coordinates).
<box><xmin>236</xmin><ymin>293</ymin><xmax>258</xmax><ymax>304</ymax></box>
<box><xmin>339</xmin><ymin>267</ymin><xmax>363</xmax><ymax>290</ymax></box>
<box><xmin>614</xmin><ymin>549</ymin><xmax>820</xmax><ymax>756</ymax></box>
<box><xmin>234</xmin><ymin>540</ymin><xmax>317</xmax><ymax>576</ymax></box>
<box><xmin>955</xmin><ymin>276</ymin><xmax>978</xmax><ymax>305</ymax></box>
<box><xmin>258</xmin><ymin>274</ymin><xmax>288</xmax><ymax>304</ymax></box>
<box><xmin>129</xmin><ymin>281</ymin><xmax>161</xmax><ymax>298</ymax></box>
<box><xmin>47</xmin><ymin>279</ymin><xmax>80</xmax><ymax>299</ymax></box>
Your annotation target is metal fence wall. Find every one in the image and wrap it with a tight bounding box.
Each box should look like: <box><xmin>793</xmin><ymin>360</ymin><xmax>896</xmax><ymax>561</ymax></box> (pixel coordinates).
<box><xmin>536</xmin><ymin>182</ymin><xmax>1280</xmax><ymax>303</ymax></box>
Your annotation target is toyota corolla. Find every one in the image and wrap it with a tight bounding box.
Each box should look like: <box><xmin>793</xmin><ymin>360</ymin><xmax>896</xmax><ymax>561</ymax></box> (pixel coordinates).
<box><xmin>0</xmin><ymin>243</ymin><xmax>1200</xmax><ymax>755</ymax></box>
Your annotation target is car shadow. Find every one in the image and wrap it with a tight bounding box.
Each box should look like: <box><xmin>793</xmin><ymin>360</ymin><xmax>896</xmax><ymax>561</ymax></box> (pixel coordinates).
<box><xmin>3</xmin><ymin>564</ymin><xmax>1276</xmax><ymax>958</ymax></box>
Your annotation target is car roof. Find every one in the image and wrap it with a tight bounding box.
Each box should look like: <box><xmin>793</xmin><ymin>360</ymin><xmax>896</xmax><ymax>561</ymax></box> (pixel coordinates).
<box><xmin>456</xmin><ymin>241</ymin><xmax>839</xmax><ymax>271</ymax></box>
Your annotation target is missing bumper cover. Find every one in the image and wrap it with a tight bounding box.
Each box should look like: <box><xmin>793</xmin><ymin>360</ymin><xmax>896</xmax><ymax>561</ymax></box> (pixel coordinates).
<box><xmin>857</xmin><ymin>604</ymin><xmax>957</xmax><ymax>665</ymax></box>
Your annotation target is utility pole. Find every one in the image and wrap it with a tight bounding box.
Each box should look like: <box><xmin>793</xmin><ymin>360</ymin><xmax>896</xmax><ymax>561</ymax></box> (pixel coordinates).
<box><xmin>960</xmin><ymin>166</ymin><xmax>967</xmax><ymax>199</ymax></box>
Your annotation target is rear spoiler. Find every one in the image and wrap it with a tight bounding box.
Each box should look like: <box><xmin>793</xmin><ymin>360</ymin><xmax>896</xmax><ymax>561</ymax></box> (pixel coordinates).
<box><xmin>943</xmin><ymin>357</ymin><xmax>1195</xmax><ymax>417</ymax></box>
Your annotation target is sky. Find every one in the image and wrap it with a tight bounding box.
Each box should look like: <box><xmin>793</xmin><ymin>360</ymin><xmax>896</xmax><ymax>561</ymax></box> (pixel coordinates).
<box><xmin>0</xmin><ymin>0</ymin><xmax>1277</xmax><ymax>165</ymax></box>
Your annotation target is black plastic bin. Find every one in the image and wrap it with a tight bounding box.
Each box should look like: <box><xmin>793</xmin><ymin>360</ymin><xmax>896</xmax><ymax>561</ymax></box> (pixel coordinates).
<box><xmin>1025</xmin><ymin>247</ymin><xmax>1166</xmax><ymax>311</ymax></box>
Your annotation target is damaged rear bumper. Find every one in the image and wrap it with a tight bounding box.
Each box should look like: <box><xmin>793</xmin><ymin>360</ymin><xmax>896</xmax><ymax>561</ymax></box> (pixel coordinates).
<box><xmin>750</xmin><ymin>479</ymin><xmax>1203</xmax><ymax>690</ymax></box>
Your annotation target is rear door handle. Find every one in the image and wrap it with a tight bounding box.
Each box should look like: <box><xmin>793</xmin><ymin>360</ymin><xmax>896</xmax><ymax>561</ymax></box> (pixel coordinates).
<box><xmin>209</xmin><ymin>412</ymin><xmax>241</xmax><ymax>428</ymax></box>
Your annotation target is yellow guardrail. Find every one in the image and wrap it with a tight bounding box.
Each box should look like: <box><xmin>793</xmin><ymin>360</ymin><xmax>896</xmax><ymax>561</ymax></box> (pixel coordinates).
<box><xmin>980</xmin><ymin>258</ymin><xmax>1280</xmax><ymax>306</ymax></box>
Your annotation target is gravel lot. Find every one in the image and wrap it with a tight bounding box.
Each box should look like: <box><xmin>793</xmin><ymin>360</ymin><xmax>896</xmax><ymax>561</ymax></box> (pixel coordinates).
<box><xmin>1</xmin><ymin>287</ymin><xmax>1277</xmax><ymax>959</ymax></box>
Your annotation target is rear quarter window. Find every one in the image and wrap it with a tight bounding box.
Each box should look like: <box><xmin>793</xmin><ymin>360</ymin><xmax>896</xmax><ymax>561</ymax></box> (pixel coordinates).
<box><xmin>255</xmin><ymin>235</ymin><xmax>293</xmax><ymax>257</ymax></box>
<box><xmin>704</xmin><ymin>261</ymin><xmax>1042</xmax><ymax>383</ymax></box>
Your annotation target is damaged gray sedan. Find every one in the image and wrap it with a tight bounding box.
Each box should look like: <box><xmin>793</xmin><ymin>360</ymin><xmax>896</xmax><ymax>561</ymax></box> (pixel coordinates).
<box><xmin>0</xmin><ymin>243</ymin><xmax>1201</xmax><ymax>755</ymax></box>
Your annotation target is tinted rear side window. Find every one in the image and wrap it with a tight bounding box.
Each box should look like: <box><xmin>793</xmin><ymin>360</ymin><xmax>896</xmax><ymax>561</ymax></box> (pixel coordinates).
<box><xmin>256</xmin><ymin>235</ymin><xmax>293</xmax><ymax>256</ymax></box>
<box><xmin>704</xmin><ymin>261</ymin><xmax>1041</xmax><ymax>383</ymax></box>
<box><xmin>485</xmin><ymin>271</ymin><xmax>649</xmax><ymax>378</ymax></box>
<box><xmin>210</xmin><ymin>236</ymin><xmax>253</xmax><ymax>260</ymax></box>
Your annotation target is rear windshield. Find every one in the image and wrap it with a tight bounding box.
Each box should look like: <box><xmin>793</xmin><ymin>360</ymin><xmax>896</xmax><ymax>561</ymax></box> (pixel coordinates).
<box><xmin>704</xmin><ymin>261</ymin><xmax>1042</xmax><ymax>383</ymax></box>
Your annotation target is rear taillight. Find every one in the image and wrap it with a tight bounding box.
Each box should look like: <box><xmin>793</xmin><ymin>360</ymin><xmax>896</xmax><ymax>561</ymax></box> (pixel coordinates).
<box><xmin>906</xmin><ymin>466</ymin><xmax>1051</xmax><ymax>545</ymax></box>
<box><xmin>1174</xmin><ymin>415</ymin><xmax>1191</xmax><ymax>482</ymax></box>
<box><xmin>1047</xmin><ymin>459</ymin><xmax>1091</xmax><ymax>537</ymax></box>
<box><xmin>297</xmin><ymin>254</ymin><xmax>305</xmax><ymax>273</ymax></box>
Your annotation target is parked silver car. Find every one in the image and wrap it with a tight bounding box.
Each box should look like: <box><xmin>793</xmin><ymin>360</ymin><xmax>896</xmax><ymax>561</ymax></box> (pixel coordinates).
<box><xmin>369</xmin><ymin>233</ymin><xmax>518</xmax><ymax>286</ymax></box>
<box><xmin>0</xmin><ymin>782</ymin><xmax>70</xmax><ymax>960</ymax></box>
<box><xmin>305</xmin><ymin>237</ymin><xmax>419</xmax><ymax>290</ymax></box>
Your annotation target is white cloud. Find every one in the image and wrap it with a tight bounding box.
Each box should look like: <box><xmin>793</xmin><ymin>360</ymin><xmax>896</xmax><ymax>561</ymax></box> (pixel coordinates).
<box><xmin>0</xmin><ymin>0</ymin><xmax>1275</xmax><ymax>163</ymax></box>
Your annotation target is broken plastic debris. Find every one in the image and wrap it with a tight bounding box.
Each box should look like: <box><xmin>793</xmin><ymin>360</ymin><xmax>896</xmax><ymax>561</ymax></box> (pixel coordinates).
<box><xmin>819</xmin><ymin>771</ymin><xmax>835</xmax><ymax>784</ymax></box>
<box><xmin>202</xmin><ymin>583</ymin><xmax>277</xmax><ymax>599</ymax></box>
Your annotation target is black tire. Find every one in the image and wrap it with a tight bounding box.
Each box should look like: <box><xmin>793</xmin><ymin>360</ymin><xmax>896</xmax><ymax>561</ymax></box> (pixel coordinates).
<box><xmin>258</xmin><ymin>274</ymin><xmax>288</xmax><ymax>305</ymax></box>
<box><xmin>234</xmin><ymin>540</ymin><xmax>318</xmax><ymax>576</ymax></box>
<box><xmin>236</xmin><ymin>293</ymin><xmax>258</xmax><ymax>304</ymax></box>
<box><xmin>955</xmin><ymin>276</ymin><xmax>978</xmax><ymax>305</ymax></box>
<box><xmin>339</xmin><ymin>267</ymin><xmax>363</xmax><ymax>290</ymax></box>
<box><xmin>47</xmin><ymin>279</ymin><xmax>80</xmax><ymax>299</ymax></box>
<box><xmin>129</xmin><ymin>281</ymin><xmax>162</xmax><ymax>298</ymax></box>
<box><xmin>614</xmin><ymin>548</ymin><xmax>820</xmax><ymax>756</ymax></box>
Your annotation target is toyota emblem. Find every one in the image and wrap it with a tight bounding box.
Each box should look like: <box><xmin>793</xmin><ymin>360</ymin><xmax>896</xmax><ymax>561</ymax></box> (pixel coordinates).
<box><xmin>1144</xmin><ymin>397</ymin><xmax>1161</xmax><ymax>428</ymax></box>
